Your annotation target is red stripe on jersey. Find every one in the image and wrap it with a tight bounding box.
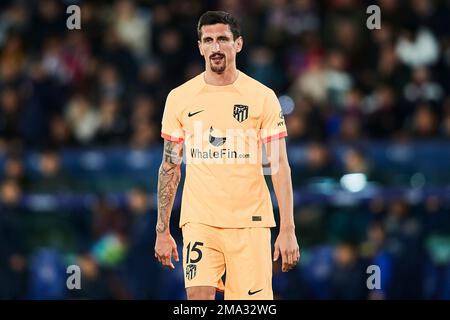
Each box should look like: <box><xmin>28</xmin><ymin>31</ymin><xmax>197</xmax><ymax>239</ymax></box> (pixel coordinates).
<box><xmin>262</xmin><ymin>131</ymin><xmax>288</xmax><ymax>143</ymax></box>
<box><xmin>161</xmin><ymin>133</ymin><xmax>184</xmax><ymax>143</ymax></box>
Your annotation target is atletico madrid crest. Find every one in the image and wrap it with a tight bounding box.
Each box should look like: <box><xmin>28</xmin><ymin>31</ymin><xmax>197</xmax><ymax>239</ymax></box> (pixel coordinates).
<box><xmin>233</xmin><ymin>104</ymin><xmax>249</xmax><ymax>123</ymax></box>
<box><xmin>186</xmin><ymin>264</ymin><xmax>197</xmax><ymax>280</ymax></box>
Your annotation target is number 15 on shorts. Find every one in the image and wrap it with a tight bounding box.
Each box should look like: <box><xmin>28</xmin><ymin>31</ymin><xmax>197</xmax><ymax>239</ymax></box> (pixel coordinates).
<box><xmin>185</xmin><ymin>241</ymin><xmax>203</xmax><ymax>280</ymax></box>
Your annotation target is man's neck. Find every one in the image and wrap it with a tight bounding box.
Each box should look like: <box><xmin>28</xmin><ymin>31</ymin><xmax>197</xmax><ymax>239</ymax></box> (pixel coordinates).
<box><xmin>204</xmin><ymin>68</ymin><xmax>239</xmax><ymax>86</ymax></box>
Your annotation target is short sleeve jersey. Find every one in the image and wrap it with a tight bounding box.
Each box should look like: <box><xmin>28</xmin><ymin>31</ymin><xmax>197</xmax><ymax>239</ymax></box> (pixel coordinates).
<box><xmin>161</xmin><ymin>71</ymin><xmax>287</xmax><ymax>228</ymax></box>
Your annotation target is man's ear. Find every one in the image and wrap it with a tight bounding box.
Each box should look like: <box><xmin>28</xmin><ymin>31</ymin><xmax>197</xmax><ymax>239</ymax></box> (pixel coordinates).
<box><xmin>198</xmin><ymin>40</ymin><xmax>204</xmax><ymax>56</ymax></box>
<box><xmin>235</xmin><ymin>36</ymin><xmax>243</xmax><ymax>53</ymax></box>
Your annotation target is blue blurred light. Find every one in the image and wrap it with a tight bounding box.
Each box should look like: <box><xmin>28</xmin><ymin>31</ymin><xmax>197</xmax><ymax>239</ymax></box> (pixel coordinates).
<box><xmin>340</xmin><ymin>173</ymin><xmax>367</xmax><ymax>192</ymax></box>
<box><xmin>278</xmin><ymin>95</ymin><xmax>295</xmax><ymax>115</ymax></box>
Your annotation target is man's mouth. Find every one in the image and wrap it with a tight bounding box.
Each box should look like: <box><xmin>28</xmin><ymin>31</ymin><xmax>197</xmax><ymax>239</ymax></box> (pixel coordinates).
<box><xmin>210</xmin><ymin>54</ymin><xmax>224</xmax><ymax>63</ymax></box>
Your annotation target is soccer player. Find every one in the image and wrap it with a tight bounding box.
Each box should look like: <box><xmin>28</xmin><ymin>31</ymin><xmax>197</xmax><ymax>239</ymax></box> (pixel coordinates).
<box><xmin>154</xmin><ymin>11</ymin><xmax>300</xmax><ymax>300</ymax></box>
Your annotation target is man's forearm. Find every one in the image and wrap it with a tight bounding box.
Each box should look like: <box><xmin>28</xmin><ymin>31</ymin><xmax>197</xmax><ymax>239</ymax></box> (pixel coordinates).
<box><xmin>271</xmin><ymin>161</ymin><xmax>295</xmax><ymax>231</ymax></box>
<box><xmin>157</xmin><ymin>162</ymin><xmax>181</xmax><ymax>234</ymax></box>
<box><xmin>156</xmin><ymin>140</ymin><xmax>183</xmax><ymax>234</ymax></box>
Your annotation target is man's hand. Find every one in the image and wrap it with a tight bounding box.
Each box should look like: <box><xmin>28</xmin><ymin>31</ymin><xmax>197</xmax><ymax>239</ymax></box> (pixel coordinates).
<box><xmin>273</xmin><ymin>228</ymin><xmax>300</xmax><ymax>272</ymax></box>
<box><xmin>266</xmin><ymin>137</ymin><xmax>299</xmax><ymax>272</ymax></box>
<box><xmin>155</xmin><ymin>139</ymin><xmax>183</xmax><ymax>270</ymax></box>
<box><xmin>155</xmin><ymin>233</ymin><xmax>179</xmax><ymax>269</ymax></box>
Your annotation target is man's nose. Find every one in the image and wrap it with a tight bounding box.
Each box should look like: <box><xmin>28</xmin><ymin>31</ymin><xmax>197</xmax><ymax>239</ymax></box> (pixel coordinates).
<box><xmin>212</xmin><ymin>41</ymin><xmax>220</xmax><ymax>52</ymax></box>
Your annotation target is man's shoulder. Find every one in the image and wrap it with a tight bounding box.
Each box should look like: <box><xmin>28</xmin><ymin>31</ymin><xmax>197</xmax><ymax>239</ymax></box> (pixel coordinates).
<box><xmin>238</xmin><ymin>72</ymin><xmax>274</xmax><ymax>96</ymax></box>
<box><xmin>169</xmin><ymin>73</ymin><xmax>204</xmax><ymax>99</ymax></box>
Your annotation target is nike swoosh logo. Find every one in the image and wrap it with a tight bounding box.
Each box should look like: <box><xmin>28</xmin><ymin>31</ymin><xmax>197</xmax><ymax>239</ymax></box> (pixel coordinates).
<box><xmin>188</xmin><ymin>110</ymin><xmax>204</xmax><ymax>117</ymax></box>
<box><xmin>248</xmin><ymin>289</ymin><xmax>263</xmax><ymax>296</ymax></box>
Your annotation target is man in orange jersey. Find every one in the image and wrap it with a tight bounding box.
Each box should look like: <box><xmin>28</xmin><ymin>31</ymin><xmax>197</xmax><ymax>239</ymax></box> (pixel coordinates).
<box><xmin>154</xmin><ymin>11</ymin><xmax>300</xmax><ymax>300</ymax></box>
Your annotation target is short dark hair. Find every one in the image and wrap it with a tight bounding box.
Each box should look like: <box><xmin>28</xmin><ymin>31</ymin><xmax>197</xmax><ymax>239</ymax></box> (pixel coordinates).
<box><xmin>197</xmin><ymin>11</ymin><xmax>241</xmax><ymax>40</ymax></box>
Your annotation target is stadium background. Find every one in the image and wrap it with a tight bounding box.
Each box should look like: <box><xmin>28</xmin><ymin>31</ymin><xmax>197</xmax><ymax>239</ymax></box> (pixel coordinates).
<box><xmin>0</xmin><ymin>0</ymin><xmax>449</xmax><ymax>299</ymax></box>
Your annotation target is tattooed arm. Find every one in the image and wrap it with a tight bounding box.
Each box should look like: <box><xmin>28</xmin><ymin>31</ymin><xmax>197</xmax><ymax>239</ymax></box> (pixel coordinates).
<box><xmin>154</xmin><ymin>139</ymin><xmax>183</xmax><ymax>269</ymax></box>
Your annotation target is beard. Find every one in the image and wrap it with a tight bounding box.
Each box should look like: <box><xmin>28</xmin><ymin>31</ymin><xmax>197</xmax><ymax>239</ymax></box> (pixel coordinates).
<box><xmin>209</xmin><ymin>53</ymin><xmax>226</xmax><ymax>74</ymax></box>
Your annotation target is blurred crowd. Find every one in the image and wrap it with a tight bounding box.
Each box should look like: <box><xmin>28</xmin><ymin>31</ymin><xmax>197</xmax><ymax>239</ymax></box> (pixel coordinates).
<box><xmin>0</xmin><ymin>0</ymin><xmax>450</xmax><ymax>299</ymax></box>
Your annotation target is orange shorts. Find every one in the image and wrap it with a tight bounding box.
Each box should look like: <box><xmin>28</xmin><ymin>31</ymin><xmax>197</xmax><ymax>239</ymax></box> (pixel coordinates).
<box><xmin>181</xmin><ymin>222</ymin><xmax>273</xmax><ymax>300</ymax></box>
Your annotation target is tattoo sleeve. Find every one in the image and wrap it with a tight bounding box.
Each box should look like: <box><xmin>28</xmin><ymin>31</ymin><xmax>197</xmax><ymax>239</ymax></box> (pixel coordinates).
<box><xmin>156</xmin><ymin>140</ymin><xmax>183</xmax><ymax>234</ymax></box>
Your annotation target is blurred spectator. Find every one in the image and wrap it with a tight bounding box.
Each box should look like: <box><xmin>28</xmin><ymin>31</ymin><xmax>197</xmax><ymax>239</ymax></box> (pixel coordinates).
<box><xmin>157</xmin><ymin>28</ymin><xmax>185</xmax><ymax>88</ymax></box>
<box><xmin>95</xmin><ymin>97</ymin><xmax>128</xmax><ymax>145</ymax></box>
<box><xmin>247</xmin><ymin>46</ymin><xmax>284</xmax><ymax>92</ymax></box>
<box><xmin>0</xmin><ymin>3</ymin><xmax>29</xmax><ymax>44</ymax></box>
<box><xmin>339</xmin><ymin>115</ymin><xmax>363</xmax><ymax>143</ymax></box>
<box><xmin>342</xmin><ymin>148</ymin><xmax>369</xmax><ymax>175</ymax></box>
<box><xmin>92</xmin><ymin>198</ymin><xmax>128</xmax><ymax>242</ymax></box>
<box><xmin>0</xmin><ymin>86</ymin><xmax>23</xmax><ymax>141</ymax></box>
<box><xmin>122</xmin><ymin>187</ymin><xmax>161</xmax><ymax>299</ymax></box>
<box><xmin>384</xmin><ymin>199</ymin><xmax>424</xmax><ymax>299</ymax></box>
<box><xmin>97</xmin><ymin>63</ymin><xmax>124</xmax><ymax>100</ymax></box>
<box><xmin>48</xmin><ymin>114</ymin><xmax>78</xmax><ymax>149</ymax></box>
<box><xmin>409</xmin><ymin>0</ymin><xmax>447</xmax><ymax>37</ymax></box>
<box><xmin>375</xmin><ymin>43</ymin><xmax>409</xmax><ymax>92</ymax></box>
<box><xmin>289</xmin><ymin>57</ymin><xmax>327</xmax><ymax>106</ymax></box>
<box><xmin>342</xmin><ymin>88</ymin><xmax>363</xmax><ymax>116</ymax></box>
<box><xmin>30</xmin><ymin>0</ymin><xmax>65</xmax><ymax>50</ymax></box>
<box><xmin>403</xmin><ymin>67</ymin><xmax>443</xmax><ymax>105</ymax></box>
<box><xmin>136</xmin><ymin>61</ymin><xmax>165</xmax><ymax>102</ymax></box>
<box><xmin>284</xmin><ymin>112</ymin><xmax>308</xmax><ymax>142</ymax></box>
<box><xmin>294</xmin><ymin>205</ymin><xmax>327</xmax><ymax>247</ymax></box>
<box><xmin>129</xmin><ymin>121</ymin><xmax>159</xmax><ymax>149</ymax></box>
<box><xmin>295</xmin><ymin>142</ymin><xmax>338</xmax><ymax>186</ymax></box>
<box><xmin>61</xmin><ymin>31</ymin><xmax>92</xmax><ymax>87</ymax></box>
<box><xmin>112</xmin><ymin>0</ymin><xmax>150</xmax><ymax>60</ymax></box>
<box><xmin>99</xmin><ymin>27</ymin><xmax>138</xmax><ymax>87</ymax></box>
<box><xmin>364</xmin><ymin>85</ymin><xmax>403</xmax><ymax>139</ymax></box>
<box><xmin>330</xmin><ymin>242</ymin><xmax>368</xmax><ymax>299</ymax></box>
<box><xmin>263</xmin><ymin>0</ymin><xmax>319</xmax><ymax>46</ymax></box>
<box><xmin>41</xmin><ymin>35</ymin><xmax>72</xmax><ymax>85</ymax></box>
<box><xmin>0</xmin><ymin>32</ymin><xmax>26</xmax><ymax>82</ymax></box>
<box><xmin>421</xmin><ymin>196</ymin><xmax>450</xmax><ymax>299</ymax></box>
<box><xmin>411</xmin><ymin>104</ymin><xmax>439</xmax><ymax>138</ymax></box>
<box><xmin>79</xmin><ymin>1</ymin><xmax>105</xmax><ymax>55</ymax></box>
<box><xmin>2</xmin><ymin>156</ymin><xmax>29</xmax><ymax>189</ymax></box>
<box><xmin>362</xmin><ymin>222</ymin><xmax>393</xmax><ymax>300</ymax></box>
<box><xmin>64</xmin><ymin>93</ymin><xmax>99</xmax><ymax>145</ymax></box>
<box><xmin>68</xmin><ymin>254</ymin><xmax>113</xmax><ymax>299</ymax></box>
<box><xmin>131</xmin><ymin>94</ymin><xmax>158</xmax><ymax>127</ymax></box>
<box><xmin>422</xmin><ymin>196</ymin><xmax>450</xmax><ymax>237</ymax></box>
<box><xmin>0</xmin><ymin>178</ymin><xmax>22</xmax><ymax>210</ymax></box>
<box><xmin>0</xmin><ymin>179</ymin><xmax>28</xmax><ymax>299</ymax></box>
<box><xmin>184</xmin><ymin>61</ymin><xmax>204</xmax><ymax>82</ymax></box>
<box><xmin>28</xmin><ymin>149</ymin><xmax>74</xmax><ymax>193</ymax></box>
<box><xmin>286</xmin><ymin>98</ymin><xmax>325</xmax><ymax>142</ymax></box>
<box><xmin>367</xmin><ymin>197</ymin><xmax>387</xmax><ymax>224</ymax></box>
<box><xmin>27</xmin><ymin>248</ymin><xmax>65</xmax><ymax>299</ymax></box>
<box><xmin>324</xmin><ymin>50</ymin><xmax>353</xmax><ymax>109</ymax></box>
<box><xmin>395</xmin><ymin>25</ymin><xmax>439</xmax><ymax>67</ymax></box>
<box><xmin>341</xmin><ymin>147</ymin><xmax>386</xmax><ymax>185</ymax></box>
